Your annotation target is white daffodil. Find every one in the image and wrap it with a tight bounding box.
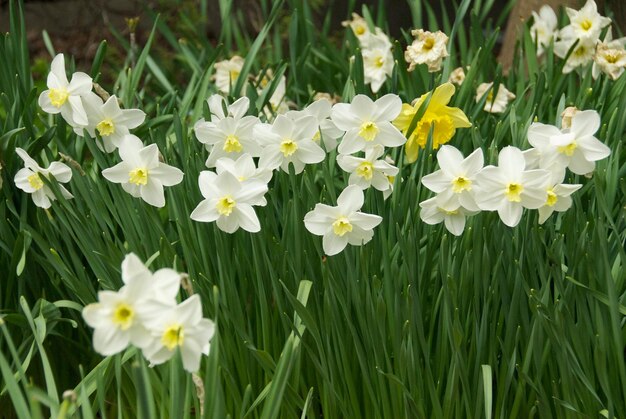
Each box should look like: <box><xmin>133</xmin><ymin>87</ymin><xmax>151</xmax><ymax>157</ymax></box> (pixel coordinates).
<box><xmin>190</xmin><ymin>171</ymin><xmax>268</xmax><ymax>233</ymax></box>
<box><xmin>141</xmin><ymin>295</ymin><xmax>215</xmax><ymax>373</ymax></box>
<box><xmin>554</xmin><ymin>37</ymin><xmax>597</xmax><ymax>73</ymax></box>
<box><xmin>256</xmin><ymin>115</ymin><xmax>325</xmax><ymax>174</ymax></box>
<box><xmin>82</xmin><ymin>253</ymin><xmax>181</xmax><ymax>356</ymax></box>
<box><xmin>592</xmin><ymin>32</ymin><xmax>626</xmax><ymax>80</ymax></box>
<box><xmin>102</xmin><ymin>137</ymin><xmax>184</xmax><ymax>207</ymax></box>
<box><xmin>77</xmin><ymin>93</ymin><xmax>146</xmax><ymax>152</ymax></box>
<box><xmin>405</xmin><ymin>29</ymin><xmax>449</xmax><ymax>72</ymax></box>
<box><xmin>195</xmin><ymin>109</ymin><xmax>261</xmax><ymax>168</ymax></box>
<box><xmin>526</xmin><ymin>122</ymin><xmax>566</xmax><ymax>175</ymax></box>
<box><xmin>421</xmin><ymin>145</ymin><xmax>484</xmax><ymax>211</ymax></box>
<box><xmin>448</xmin><ymin>67</ymin><xmax>466</xmax><ymax>85</ymax></box>
<box><xmin>549</xmin><ymin>110</ymin><xmax>611</xmax><ymax>175</ymax></box>
<box><xmin>38</xmin><ymin>53</ymin><xmax>92</xmax><ymax>127</ymax></box>
<box><xmin>419</xmin><ymin>193</ymin><xmax>475</xmax><ymax>236</ymax></box>
<box><xmin>215</xmin><ymin>154</ymin><xmax>272</xmax><ymax>205</ymax></box>
<box><xmin>476</xmin><ymin>83</ymin><xmax>516</xmax><ymax>114</ymax></box>
<box><xmin>286</xmin><ymin>99</ymin><xmax>344</xmax><ymax>152</ymax></box>
<box><xmin>474</xmin><ymin>146</ymin><xmax>550</xmax><ymax>227</ymax></box>
<box><xmin>214</xmin><ymin>56</ymin><xmax>245</xmax><ymax>94</ymax></box>
<box><xmin>530</xmin><ymin>5</ymin><xmax>558</xmax><ymax>56</ymax></box>
<box><xmin>536</xmin><ymin>170</ymin><xmax>582</xmax><ymax>224</ymax></box>
<box><xmin>559</xmin><ymin>0</ymin><xmax>611</xmax><ymax>43</ymax></box>
<box><xmin>304</xmin><ymin>185</ymin><xmax>382</xmax><ymax>256</ymax></box>
<box><xmin>194</xmin><ymin>95</ymin><xmax>253</xmax><ymax>152</ymax></box>
<box><xmin>361</xmin><ymin>29</ymin><xmax>394</xmax><ymax>93</ymax></box>
<box><xmin>342</xmin><ymin>12</ymin><xmax>371</xmax><ymax>45</ymax></box>
<box><xmin>332</xmin><ymin>94</ymin><xmax>405</xmax><ymax>155</ymax></box>
<box><xmin>337</xmin><ymin>144</ymin><xmax>398</xmax><ymax>193</ymax></box>
<box><xmin>14</xmin><ymin>147</ymin><xmax>73</xmax><ymax>209</ymax></box>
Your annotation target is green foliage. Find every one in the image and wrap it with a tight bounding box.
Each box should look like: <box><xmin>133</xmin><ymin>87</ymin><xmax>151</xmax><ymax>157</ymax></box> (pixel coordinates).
<box><xmin>1</xmin><ymin>0</ymin><xmax>625</xmax><ymax>417</ymax></box>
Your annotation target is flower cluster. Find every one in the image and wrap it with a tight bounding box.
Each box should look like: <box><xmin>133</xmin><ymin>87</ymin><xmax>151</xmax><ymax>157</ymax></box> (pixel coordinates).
<box><xmin>419</xmin><ymin>109</ymin><xmax>610</xmax><ymax>234</ymax></box>
<box><xmin>342</xmin><ymin>13</ymin><xmax>394</xmax><ymax>93</ymax></box>
<box><xmin>531</xmin><ymin>0</ymin><xmax>625</xmax><ymax>79</ymax></box>
<box><xmin>82</xmin><ymin>253</ymin><xmax>215</xmax><ymax>373</ymax></box>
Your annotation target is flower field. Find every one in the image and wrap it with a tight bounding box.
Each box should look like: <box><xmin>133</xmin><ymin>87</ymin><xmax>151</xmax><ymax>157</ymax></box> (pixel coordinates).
<box><xmin>0</xmin><ymin>0</ymin><xmax>625</xmax><ymax>417</ymax></box>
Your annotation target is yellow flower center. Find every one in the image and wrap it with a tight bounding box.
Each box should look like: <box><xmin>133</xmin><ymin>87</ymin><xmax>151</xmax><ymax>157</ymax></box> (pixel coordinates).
<box><xmin>604</xmin><ymin>52</ymin><xmax>620</xmax><ymax>64</ymax></box>
<box><xmin>574</xmin><ymin>46</ymin><xmax>587</xmax><ymax>57</ymax></box>
<box><xmin>438</xmin><ymin>207</ymin><xmax>459</xmax><ymax>215</ymax></box>
<box><xmin>129</xmin><ymin>168</ymin><xmax>148</xmax><ymax>185</ymax></box>
<box><xmin>580</xmin><ymin>19</ymin><xmax>592</xmax><ymax>31</ymax></box>
<box><xmin>557</xmin><ymin>142</ymin><xmax>577</xmax><ymax>156</ymax></box>
<box><xmin>355</xmin><ymin>24</ymin><xmax>366</xmax><ymax>36</ymax></box>
<box><xmin>486</xmin><ymin>90</ymin><xmax>494</xmax><ymax>103</ymax></box>
<box><xmin>229</xmin><ymin>70</ymin><xmax>240</xmax><ymax>81</ymax></box>
<box><xmin>280</xmin><ymin>139</ymin><xmax>298</xmax><ymax>157</ymax></box>
<box><xmin>505</xmin><ymin>183</ymin><xmax>524</xmax><ymax>202</ymax></box>
<box><xmin>223</xmin><ymin>135</ymin><xmax>243</xmax><ymax>153</ymax></box>
<box><xmin>96</xmin><ymin>118</ymin><xmax>115</xmax><ymax>137</ymax></box>
<box><xmin>546</xmin><ymin>189</ymin><xmax>558</xmax><ymax>207</ymax></box>
<box><xmin>356</xmin><ymin>161</ymin><xmax>374</xmax><ymax>180</ymax></box>
<box><xmin>161</xmin><ymin>324</ymin><xmax>184</xmax><ymax>350</ymax></box>
<box><xmin>112</xmin><ymin>303</ymin><xmax>135</xmax><ymax>331</ymax></box>
<box><xmin>28</xmin><ymin>173</ymin><xmax>44</xmax><ymax>190</ymax></box>
<box><xmin>48</xmin><ymin>88</ymin><xmax>69</xmax><ymax>108</ymax></box>
<box><xmin>332</xmin><ymin>217</ymin><xmax>353</xmax><ymax>237</ymax></box>
<box><xmin>387</xmin><ymin>175</ymin><xmax>395</xmax><ymax>185</ymax></box>
<box><xmin>312</xmin><ymin>131</ymin><xmax>321</xmax><ymax>143</ymax></box>
<box><xmin>216</xmin><ymin>195</ymin><xmax>236</xmax><ymax>216</ymax></box>
<box><xmin>451</xmin><ymin>176</ymin><xmax>471</xmax><ymax>193</ymax></box>
<box><xmin>359</xmin><ymin>121</ymin><xmax>379</xmax><ymax>141</ymax></box>
<box><xmin>423</xmin><ymin>36</ymin><xmax>435</xmax><ymax>51</ymax></box>
<box><xmin>375</xmin><ymin>56</ymin><xmax>385</xmax><ymax>68</ymax></box>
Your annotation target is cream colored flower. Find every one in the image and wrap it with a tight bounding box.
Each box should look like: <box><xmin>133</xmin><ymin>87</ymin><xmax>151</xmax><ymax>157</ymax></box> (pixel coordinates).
<box><xmin>592</xmin><ymin>34</ymin><xmax>626</xmax><ymax>80</ymax></box>
<box><xmin>448</xmin><ymin>67</ymin><xmax>466</xmax><ymax>85</ymax></box>
<box><xmin>561</xmin><ymin>106</ymin><xmax>580</xmax><ymax>129</ymax></box>
<box><xmin>362</xmin><ymin>29</ymin><xmax>394</xmax><ymax>93</ymax></box>
<box><xmin>530</xmin><ymin>5</ymin><xmax>558</xmax><ymax>56</ymax></box>
<box><xmin>214</xmin><ymin>56</ymin><xmax>245</xmax><ymax>94</ymax></box>
<box><xmin>342</xmin><ymin>13</ymin><xmax>371</xmax><ymax>44</ymax></box>
<box><xmin>554</xmin><ymin>37</ymin><xmax>597</xmax><ymax>73</ymax></box>
<box><xmin>476</xmin><ymin>83</ymin><xmax>516</xmax><ymax>114</ymax></box>
<box><xmin>405</xmin><ymin>29</ymin><xmax>449</xmax><ymax>72</ymax></box>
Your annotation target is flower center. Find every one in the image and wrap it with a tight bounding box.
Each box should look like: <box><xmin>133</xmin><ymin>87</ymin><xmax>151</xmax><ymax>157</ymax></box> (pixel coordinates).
<box><xmin>280</xmin><ymin>139</ymin><xmax>298</xmax><ymax>157</ymax></box>
<box><xmin>374</xmin><ymin>56</ymin><xmax>385</xmax><ymax>68</ymax></box>
<box><xmin>557</xmin><ymin>142</ymin><xmax>577</xmax><ymax>156</ymax></box>
<box><xmin>216</xmin><ymin>195</ymin><xmax>236</xmax><ymax>216</ymax></box>
<box><xmin>438</xmin><ymin>207</ymin><xmax>459</xmax><ymax>215</ymax></box>
<box><xmin>356</xmin><ymin>161</ymin><xmax>374</xmax><ymax>180</ymax></box>
<box><xmin>129</xmin><ymin>168</ymin><xmax>148</xmax><ymax>185</ymax></box>
<box><xmin>574</xmin><ymin>46</ymin><xmax>587</xmax><ymax>57</ymax></box>
<box><xmin>355</xmin><ymin>24</ymin><xmax>366</xmax><ymax>36</ymax></box>
<box><xmin>486</xmin><ymin>90</ymin><xmax>494</xmax><ymax>103</ymax></box>
<box><xmin>332</xmin><ymin>217</ymin><xmax>353</xmax><ymax>237</ymax></box>
<box><xmin>28</xmin><ymin>173</ymin><xmax>44</xmax><ymax>190</ymax></box>
<box><xmin>112</xmin><ymin>303</ymin><xmax>135</xmax><ymax>331</ymax></box>
<box><xmin>312</xmin><ymin>131</ymin><xmax>321</xmax><ymax>143</ymax></box>
<box><xmin>96</xmin><ymin>118</ymin><xmax>115</xmax><ymax>137</ymax></box>
<box><xmin>580</xmin><ymin>19</ymin><xmax>592</xmax><ymax>31</ymax></box>
<box><xmin>359</xmin><ymin>121</ymin><xmax>379</xmax><ymax>141</ymax></box>
<box><xmin>48</xmin><ymin>88</ymin><xmax>69</xmax><ymax>108</ymax></box>
<box><xmin>223</xmin><ymin>134</ymin><xmax>243</xmax><ymax>153</ymax></box>
<box><xmin>423</xmin><ymin>36</ymin><xmax>435</xmax><ymax>51</ymax></box>
<box><xmin>161</xmin><ymin>324</ymin><xmax>184</xmax><ymax>350</ymax></box>
<box><xmin>604</xmin><ymin>51</ymin><xmax>621</xmax><ymax>64</ymax></box>
<box><xmin>505</xmin><ymin>183</ymin><xmax>524</xmax><ymax>202</ymax></box>
<box><xmin>546</xmin><ymin>189</ymin><xmax>558</xmax><ymax>207</ymax></box>
<box><xmin>229</xmin><ymin>70</ymin><xmax>240</xmax><ymax>81</ymax></box>
<box><xmin>451</xmin><ymin>176</ymin><xmax>471</xmax><ymax>193</ymax></box>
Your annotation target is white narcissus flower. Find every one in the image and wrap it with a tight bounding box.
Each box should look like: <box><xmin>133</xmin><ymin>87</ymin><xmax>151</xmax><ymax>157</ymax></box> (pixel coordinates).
<box><xmin>361</xmin><ymin>29</ymin><xmax>394</xmax><ymax>93</ymax></box>
<box><xmin>214</xmin><ymin>56</ymin><xmax>245</xmax><ymax>94</ymax></box>
<box><xmin>256</xmin><ymin>115</ymin><xmax>325</xmax><ymax>174</ymax></box>
<box><xmin>38</xmin><ymin>53</ymin><xmax>92</xmax><ymax>127</ymax></box>
<box><xmin>537</xmin><ymin>170</ymin><xmax>582</xmax><ymax>224</ymax></box>
<box><xmin>337</xmin><ymin>144</ymin><xmax>398</xmax><ymax>193</ymax></box>
<box><xmin>102</xmin><ymin>136</ymin><xmax>184</xmax><ymax>207</ymax></box>
<box><xmin>559</xmin><ymin>0</ymin><xmax>611</xmax><ymax>43</ymax></box>
<box><xmin>215</xmin><ymin>154</ymin><xmax>272</xmax><ymax>205</ymax></box>
<box><xmin>77</xmin><ymin>93</ymin><xmax>146</xmax><ymax>152</ymax></box>
<box><xmin>554</xmin><ymin>37</ymin><xmax>597</xmax><ymax>74</ymax></box>
<box><xmin>141</xmin><ymin>295</ymin><xmax>215</xmax><ymax>373</ymax></box>
<box><xmin>421</xmin><ymin>146</ymin><xmax>484</xmax><ymax>211</ymax></box>
<box><xmin>474</xmin><ymin>146</ymin><xmax>550</xmax><ymax>227</ymax></box>
<box><xmin>342</xmin><ymin>12</ymin><xmax>371</xmax><ymax>45</ymax></box>
<box><xmin>448</xmin><ymin>67</ymin><xmax>466</xmax><ymax>85</ymax></box>
<box><xmin>405</xmin><ymin>29</ymin><xmax>449</xmax><ymax>72</ymax></box>
<box><xmin>286</xmin><ymin>99</ymin><xmax>344</xmax><ymax>152</ymax></box>
<box><xmin>549</xmin><ymin>110</ymin><xmax>611</xmax><ymax>175</ymax></box>
<box><xmin>530</xmin><ymin>5</ymin><xmax>558</xmax><ymax>56</ymax></box>
<box><xmin>190</xmin><ymin>171</ymin><xmax>268</xmax><ymax>233</ymax></box>
<box><xmin>476</xmin><ymin>83</ymin><xmax>516</xmax><ymax>114</ymax></box>
<box><xmin>419</xmin><ymin>193</ymin><xmax>475</xmax><ymax>236</ymax></box>
<box><xmin>592</xmin><ymin>32</ymin><xmax>626</xmax><ymax>80</ymax></box>
<box><xmin>332</xmin><ymin>94</ymin><xmax>405</xmax><ymax>155</ymax></box>
<box><xmin>82</xmin><ymin>253</ymin><xmax>181</xmax><ymax>356</ymax></box>
<box><xmin>304</xmin><ymin>185</ymin><xmax>383</xmax><ymax>256</ymax></box>
<box><xmin>14</xmin><ymin>147</ymin><xmax>73</xmax><ymax>209</ymax></box>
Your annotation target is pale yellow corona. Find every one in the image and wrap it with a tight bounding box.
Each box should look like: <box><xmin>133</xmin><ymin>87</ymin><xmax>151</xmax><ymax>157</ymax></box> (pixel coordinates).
<box><xmin>161</xmin><ymin>324</ymin><xmax>184</xmax><ymax>350</ymax></box>
<box><xmin>48</xmin><ymin>88</ymin><xmax>69</xmax><ymax>108</ymax></box>
<box><xmin>223</xmin><ymin>135</ymin><xmax>243</xmax><ymax>153</ymax></box>
<box><xmin>546</xmin><ymin>189</ymin><xmax>558</xmax><ymax>207</ymax></box>
<box><xmin>332</xmin><ymin>217</ymin><xmax>353</xmax><ymax>236</ymax></box>
<box><xmin>505</xmin><ymin>183</ymin><xmax>524</xmax><ymax>202</ymax></box>
<box><xmin>129</xmin><ymin>168</ymin><xmax>149</xmax><ymax>185</ymax></box>
<box><xmin>28</xmin><ymin>173</ymin><xmax>44</xmax><ymax>190</ymax></box>
<box><xmin>359</xmin><ymin>121</ymin><xmax>379</xmax><ymax>141</ymax></box>
<box><xmin>280</xmin><ymin>139</ymin><xmax>298</xmax><ymax>157</ymax></box>
<box><xmin>557</xmin><ymin>142</ymin><xmax>577</xmax><ymax>156</ymax></box>
<box><xmin>217</xmin><ymin>196</ymin><xmax>236</xmax><ymax>216</ymax></box>
<box><xmin>356</xmin><ymin>161</ymin><xmax>374</xmax><ymax>180</ymax></box>
<box><xmin>112</xmin><ymin>303</ymin><xmax>134</xmax><ymax>331</ymax></box>
<box><xmin>96</xmin><ymin>119</ymin><xmax>115</xmax><ymax>137</ymax></box>
<box><xmin>451</xmin><ymin>176</ymin><xmax>472</xmax><ymax>193</ymax></box>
